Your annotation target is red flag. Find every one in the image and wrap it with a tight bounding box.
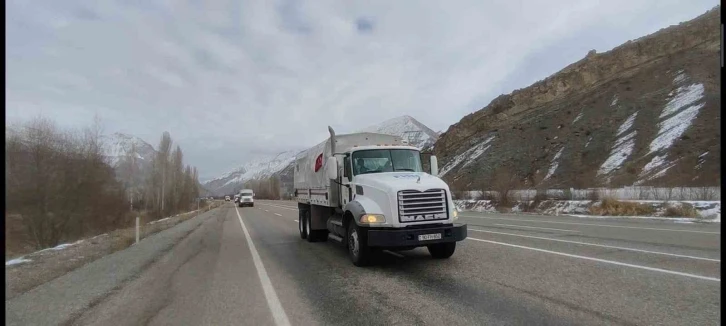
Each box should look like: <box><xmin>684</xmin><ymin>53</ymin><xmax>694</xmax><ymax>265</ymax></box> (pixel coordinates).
<box><xmin>314</xmin><ymin>153</ymin><xmax>323</xmax><ymax>172</ymax></box>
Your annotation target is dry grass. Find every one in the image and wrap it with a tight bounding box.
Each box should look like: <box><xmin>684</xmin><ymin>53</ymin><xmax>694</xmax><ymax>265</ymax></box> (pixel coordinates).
<box><xmin>589</xmin><ymin>198</ymin><xmax>656</xmax><ymax>216</ymax></box>
<box><xmin>663</xmin><ymin>203</ymin><xmax>699</xmax><ymax>218</ymax></box>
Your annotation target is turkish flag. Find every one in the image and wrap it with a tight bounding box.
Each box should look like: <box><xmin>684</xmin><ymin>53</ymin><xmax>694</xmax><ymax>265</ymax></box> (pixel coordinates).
<box><xmin>314</xmin><ymin>153</ymin><xmax>323</xmax><ymax>172</ymax></box>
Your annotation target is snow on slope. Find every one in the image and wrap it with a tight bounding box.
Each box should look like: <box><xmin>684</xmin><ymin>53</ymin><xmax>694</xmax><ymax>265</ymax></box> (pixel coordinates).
<box><xmin>598</xmin><ymin>112</ymin><xmax>638</xmax><ymax>178</ymax></box>
<box><xmin>639</xmin><ymin>72</ymin><xmax>705</xmax><ymax>183</ymax></box>
<box><xmin>103</xmin><ymin>132</ymin><xmax>156</xmax><ymax>166</ymax></box>
<box><xmin>359</xmin><ymin>115</ymin><xmax>439</xmax><ymax>149</ymax></box>
<box><xmin>439</xmin><ymin>136</ymin><xmax>495</xmax><ymax>177</ymax></box>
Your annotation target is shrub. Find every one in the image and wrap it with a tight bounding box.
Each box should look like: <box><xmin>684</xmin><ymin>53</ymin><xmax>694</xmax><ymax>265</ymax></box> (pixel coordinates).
<box><xmin>663</xmin><ymin>203</ymin><xmax>698</xmax><ymax>218</ymax></box>
<box><xmin>589</xmin><ymin>198</ymin><xmax>656</xmax><ymax>216</ymax></box>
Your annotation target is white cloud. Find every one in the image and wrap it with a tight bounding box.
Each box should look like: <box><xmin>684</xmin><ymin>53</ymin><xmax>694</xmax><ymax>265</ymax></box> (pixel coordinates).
<box><xmin>5</xmin><ymin>0</ymin><xmax>718</xmax><ymax>178</ymax></box>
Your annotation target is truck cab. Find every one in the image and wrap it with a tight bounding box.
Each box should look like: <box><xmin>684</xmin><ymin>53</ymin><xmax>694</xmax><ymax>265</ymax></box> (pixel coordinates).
<box><xmin>294</xmin><ymin>127</ymin><xmax>467</xmax><ymax>266</ymax></box>
<box><xmin>238</xmin><ymin>189</ymin><xmax>255</xmax><ymax>207</ymax></box>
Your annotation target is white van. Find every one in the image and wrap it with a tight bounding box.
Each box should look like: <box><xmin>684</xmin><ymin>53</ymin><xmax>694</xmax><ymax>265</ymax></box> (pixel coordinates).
<box><xmin>238</xmin><ymin>189</ymin><xmax>254</xmax><ymax>207</ymax></box>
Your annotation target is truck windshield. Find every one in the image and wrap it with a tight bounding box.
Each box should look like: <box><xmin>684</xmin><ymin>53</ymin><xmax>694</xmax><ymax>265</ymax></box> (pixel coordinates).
<box><xmin>352</xmin><ymin>149</ymin><xmax>422</xmax><ymax>175</ymax></box>
<box><xmin>240</xmin><ymin>192</ymin><xmax>253</xmax><ymax>196</ymax></box>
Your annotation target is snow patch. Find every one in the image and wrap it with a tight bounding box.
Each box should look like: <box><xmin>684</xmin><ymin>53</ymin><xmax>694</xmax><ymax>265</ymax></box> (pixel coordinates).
<box><xmin>659</xmin><ymin>84</ymin><xmax>704</xmax><ymax>119</ymax></box>
<box><xmin>543</xmin><ymin>147</ymin><xmax>564</xmax><ymax>181</ymax></box>
<box><xmin>6</xmin><ymin>257</ymin><xmax>32</xmax><ymax>266</ymax></box>
<box><xmin>584</xmin><ymin>137</ymin><xmax>592</xmax><ymax>148</ymax></box>
<box><xmin>598</xmin><ymin>130</ymin><xmax>636</xmax><ymax>176</ymax></box>
<box><xmin>440</xmin><ymin>136</ymin><xmax>495</xmax><ymax>177</ymax></box>
<box><xmin>672</xmin><ymin>70</ymin><xmax>687</xmax><ymax>85</ymax></box>
<box><xmin>648</xmin><ymin>90</ymin><xmax>704</xmax><ymax>155</ymax></box>
<box><xmin>149</xmin><ymin>217</ymin><xmax>171</xmax><ymax>225</ymax></box>
<box><xmin>610</xmin><ymin>95</ymin><xmax>618</xmax><ymax>106</ymax></box>
<box><xmin>616</xmin><ymin>112</ymin><xmax>638</xmax><ymax>136</ymax></box>
<box><xmin>572</xmin><ymin>112</ymin><xmax>584</xmax><ymax>124</ymax></box>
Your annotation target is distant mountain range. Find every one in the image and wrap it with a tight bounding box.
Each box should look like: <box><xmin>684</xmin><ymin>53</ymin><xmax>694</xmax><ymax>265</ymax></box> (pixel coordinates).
<box><xmin>203</xmin><ymin>115</ymin><xmax>440</xmax><ymax>196</ymax></box>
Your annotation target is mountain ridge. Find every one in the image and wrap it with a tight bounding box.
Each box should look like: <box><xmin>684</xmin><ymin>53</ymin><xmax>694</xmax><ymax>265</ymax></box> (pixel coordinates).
<box><xmin>434</xmin><ymin>7</ymin><xmax>720</xmax><ymax>191</ymax></box>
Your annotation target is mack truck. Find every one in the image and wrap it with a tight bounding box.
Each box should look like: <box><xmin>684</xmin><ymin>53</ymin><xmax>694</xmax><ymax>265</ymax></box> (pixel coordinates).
<box><xmin>293</xmin><ymin>127</ymin><xmax>467</xmax><ymax>266</ymax></box>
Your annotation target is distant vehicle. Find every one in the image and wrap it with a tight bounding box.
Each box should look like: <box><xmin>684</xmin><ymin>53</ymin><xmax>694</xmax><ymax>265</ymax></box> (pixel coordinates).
<box><xmin>225</xmin><ymin>196</ymin><xmax>230</xmax><ymax>201</ymax></box>
<box><xmin>238</xmin><ymin>189</ymin><xmax>254</xmax><ymax>207</ymax></box>
<box><xmin>294</xmin><ymin>126</ymin><xmax>466</xmax><ymax>267</ymax></box>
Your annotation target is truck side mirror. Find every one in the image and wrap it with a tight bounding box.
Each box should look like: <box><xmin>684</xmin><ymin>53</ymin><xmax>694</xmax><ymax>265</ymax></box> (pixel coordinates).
<box><xmin>326</xmin><ymin>156</ymin><xmax>338</xmax><ymax>180</ymax></box>
<box><xmin>430</xmin><ymin>155</ymin><xmax>439</xmax><ymax>176</ymax></box>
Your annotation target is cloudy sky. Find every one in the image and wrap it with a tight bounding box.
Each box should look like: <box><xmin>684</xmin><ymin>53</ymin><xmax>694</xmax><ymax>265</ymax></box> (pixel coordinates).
<box><xmin>6</xmin><ymin>0</ymin><xmax>717</xmax><ymax>180</ymax></box>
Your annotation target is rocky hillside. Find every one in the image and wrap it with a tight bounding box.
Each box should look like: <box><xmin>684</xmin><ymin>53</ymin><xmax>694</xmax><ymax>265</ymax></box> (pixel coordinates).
<box><xmin>435</xmin><ymin>7</ymin><xmax>720</xmax><ymax>191</ymax></box>
<box><xmin>204</xmin><ymin>115</ymin><xmax>439</xmax><ymax>196</ymax></box>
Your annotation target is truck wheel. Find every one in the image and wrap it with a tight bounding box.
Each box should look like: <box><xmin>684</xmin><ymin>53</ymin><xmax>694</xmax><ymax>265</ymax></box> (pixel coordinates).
<box><xmin>427</xmin><ymin>242</ymin><xmax>456</xmax><ymax>259</ymax></box>
<box><xmin>299</xmin><ymin>210</ymin><xmax>308</xmax><ymax>239</ymax></box>
<box><xmin>305</xmin><ymin>212</ymin><xmax>316</xmax><ymax>242</ymax></box>
<box><xmin>347</xmin><ymin>222</ymin><xmax>372</xmax><ymax>267</ymax></box>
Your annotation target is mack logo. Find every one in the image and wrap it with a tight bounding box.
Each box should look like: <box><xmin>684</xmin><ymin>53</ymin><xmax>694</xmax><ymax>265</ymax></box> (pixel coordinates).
<box><xmin>401</xmin><ymin>213</ymin><xmax>446</xmax><ymax>222</ymax></box>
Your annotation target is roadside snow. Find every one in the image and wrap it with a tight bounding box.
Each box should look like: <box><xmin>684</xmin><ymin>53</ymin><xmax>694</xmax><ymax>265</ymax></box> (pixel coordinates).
<box><xmin>36</xmin><ymin>240</ymin><xmax>84</xmax><ymax>254</ymax></box>
<box><xmin>439</xmin><ymin>136</ymin><xmax>495</xmax><ymax>176</ymax></box>
<box><xmin>149</xmin><ymin>217</ymin><xmax>171</xmax><ymax>225</ymax></box>
<box><xmin>6</xmin><ymin>257</ymin><xmax>33</xmax><ymax>266</ymax></box>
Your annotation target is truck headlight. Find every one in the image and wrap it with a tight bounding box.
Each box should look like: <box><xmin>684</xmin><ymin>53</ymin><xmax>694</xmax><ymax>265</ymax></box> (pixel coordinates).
<box><xmin>452</xmin><ymin>209</ymin><xmax>459</xmax><ymax>220</ymax></box>
<box><xmin>360</xmin><ymin>214</ymin><xmax>386</xmax><ymax>224</ymax></box>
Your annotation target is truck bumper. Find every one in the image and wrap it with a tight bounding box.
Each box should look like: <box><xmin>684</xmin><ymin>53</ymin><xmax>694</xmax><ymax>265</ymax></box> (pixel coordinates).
<box><xmin>366</xmin><ymin>224</ymin><xmax>467</xmax><ymax>247</ymax></box>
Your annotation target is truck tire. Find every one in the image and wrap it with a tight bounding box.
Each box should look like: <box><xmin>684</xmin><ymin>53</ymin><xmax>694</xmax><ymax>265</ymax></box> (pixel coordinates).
<box><xmin>347</xmin><ymin>222</ymin><xmax>372</xmax><ymax>267</ymax></box>
<box><xmin>427</xmin><ymin>242</ymin><xmax>456</xmax><ymax>259</ymax></box>
<box><xmin>299</xmin><ymin>210</ymin><xmax>308</xmax><ymax>239</ymax></box>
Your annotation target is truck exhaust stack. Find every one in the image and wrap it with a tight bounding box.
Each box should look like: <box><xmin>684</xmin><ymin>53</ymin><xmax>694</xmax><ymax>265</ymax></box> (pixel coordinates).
<box><xmin>328</xmin><ymin>126</ymin><xmax>336</xmax><ymax>154</ymax></box>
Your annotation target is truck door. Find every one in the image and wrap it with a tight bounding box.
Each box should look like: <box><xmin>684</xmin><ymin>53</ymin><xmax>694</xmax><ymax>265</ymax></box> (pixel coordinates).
<box><xmin>341</xmin><ymin>154</ymin><xmax>353</xmax><ymax>206</ymax></box>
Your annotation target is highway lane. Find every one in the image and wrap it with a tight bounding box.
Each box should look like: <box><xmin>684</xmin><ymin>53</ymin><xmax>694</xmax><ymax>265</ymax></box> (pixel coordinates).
<box><xmin>71</xmin><ymin>201</ymin><xmax>719</xmax><ymax>325</ymax></box>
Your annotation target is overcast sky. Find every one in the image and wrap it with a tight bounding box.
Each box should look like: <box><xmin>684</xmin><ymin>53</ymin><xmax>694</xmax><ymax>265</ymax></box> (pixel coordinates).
<box><xmin>6</xmin><ymin>0</ymin><xmax>718</xmax><ymax>180</ymax></box>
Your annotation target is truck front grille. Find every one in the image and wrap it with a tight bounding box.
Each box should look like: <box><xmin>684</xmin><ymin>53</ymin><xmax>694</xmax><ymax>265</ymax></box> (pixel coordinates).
<box><xmin>397</xmin><ymin>189</ymin><xmax>448</xmax><ymax>223</ymax></box>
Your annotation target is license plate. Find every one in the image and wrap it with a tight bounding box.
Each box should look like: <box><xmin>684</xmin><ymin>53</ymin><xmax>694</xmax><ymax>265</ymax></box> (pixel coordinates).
<box><xmin>418</xmin><ymin>233</ymin><xmax>442</xmax><ymax>241</ymax></box>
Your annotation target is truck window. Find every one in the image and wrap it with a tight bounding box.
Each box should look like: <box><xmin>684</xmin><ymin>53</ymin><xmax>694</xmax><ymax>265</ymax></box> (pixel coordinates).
<box><xmin>344</xmin><ymin>155</ymin><xmax>352</xmax><ymax>179</ymax></box>
<box><xmin>351</xmin><ymin>149</ymin><xmax>422</xmax><ymax>175</ymax></box>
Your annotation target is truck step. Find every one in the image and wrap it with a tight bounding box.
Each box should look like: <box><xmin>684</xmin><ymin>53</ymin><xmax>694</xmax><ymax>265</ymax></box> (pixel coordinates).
<box><xmin>328</xmin><ymin>234</ymin><xmax>343</xmax><ymax>242</ymax></box>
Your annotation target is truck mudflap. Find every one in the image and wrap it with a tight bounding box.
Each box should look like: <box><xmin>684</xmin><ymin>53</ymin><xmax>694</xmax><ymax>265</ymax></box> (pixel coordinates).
<box><xmin>366</xmin><ymin>224</ymin><xmax>467</xmax><ymax>247</ymax></box>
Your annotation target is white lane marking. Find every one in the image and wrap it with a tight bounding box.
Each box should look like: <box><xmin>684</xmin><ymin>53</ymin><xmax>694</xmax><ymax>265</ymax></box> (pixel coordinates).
<box><xmin>383</xmin><ymin>250</ymin><xmax>405</xmax><ymax>258</ymax></box>
<box><xmin>258</xmin><ymin>203</ymin><xmax>298</xmax><ymax>211</ymax></box>
<box><xmin>274</xmin><ymin>213</ymin><xmax>282</xmax><ymax>217</ymax></box>
<box><xmin>234</xmin><ymin>207</ymin><xmax>291</xmax><ymax>326</ymax></box>
<box><xmin>466</xmin><ymin>237</ymin><xmax>720</xmax><ymax>282</ymax></box>
<box><xmin>460</xmin><ymin>215</ymin><xmax>720</xmax><ymax>234</ymax></box>
<box><xmin>469</xmin><ymin>229</ymin><xmax>720</xmax><ymax>262</ymax></box>
<box><xmin>494</xmin><ymin>223</ymin><xmax>579</xmax><ymax>233</ymax></box>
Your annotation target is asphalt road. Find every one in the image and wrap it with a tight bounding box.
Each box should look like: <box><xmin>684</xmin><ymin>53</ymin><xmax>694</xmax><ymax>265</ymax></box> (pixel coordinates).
<box><xmin>56</xmin><ymin>201</ymin><xmax>722</xmax><ymax>325</ymax></box>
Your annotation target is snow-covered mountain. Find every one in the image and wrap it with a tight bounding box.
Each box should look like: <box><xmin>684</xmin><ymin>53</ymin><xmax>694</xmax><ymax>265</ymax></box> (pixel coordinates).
<box><xmin>103</xmin><ymin>132</ymin><xmax>156</xmax><ymax>167</ymax></box>
<box><xmin>203</xmin><ymin>115</ymin><xmax>439</xmax><ymax>196</ymax></box>
<box><xmin>359</xmin><ymin>115</ymin><xmax>439</xmax><ymax>149</ymax></box>
<box><xmin>102</xmin><ymin>132</ymin><xmax>157</xmax><ymax>190</ymax></box>
<box><xmin>203</xmin><ymin>150</ymin><xmax>299</xmax><ymax>195</ymax></box>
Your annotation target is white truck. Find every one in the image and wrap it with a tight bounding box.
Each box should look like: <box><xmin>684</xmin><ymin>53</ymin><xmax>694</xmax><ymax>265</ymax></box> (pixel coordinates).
<box><xmin>238</xmin><ymin>189</ymin><xmax>255</xmax><ymax>207</ymax></box>
<box><xmin>294</xmin><ymin>127</ymin><xmax>467</xmax><ymax>266</ymax></box>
